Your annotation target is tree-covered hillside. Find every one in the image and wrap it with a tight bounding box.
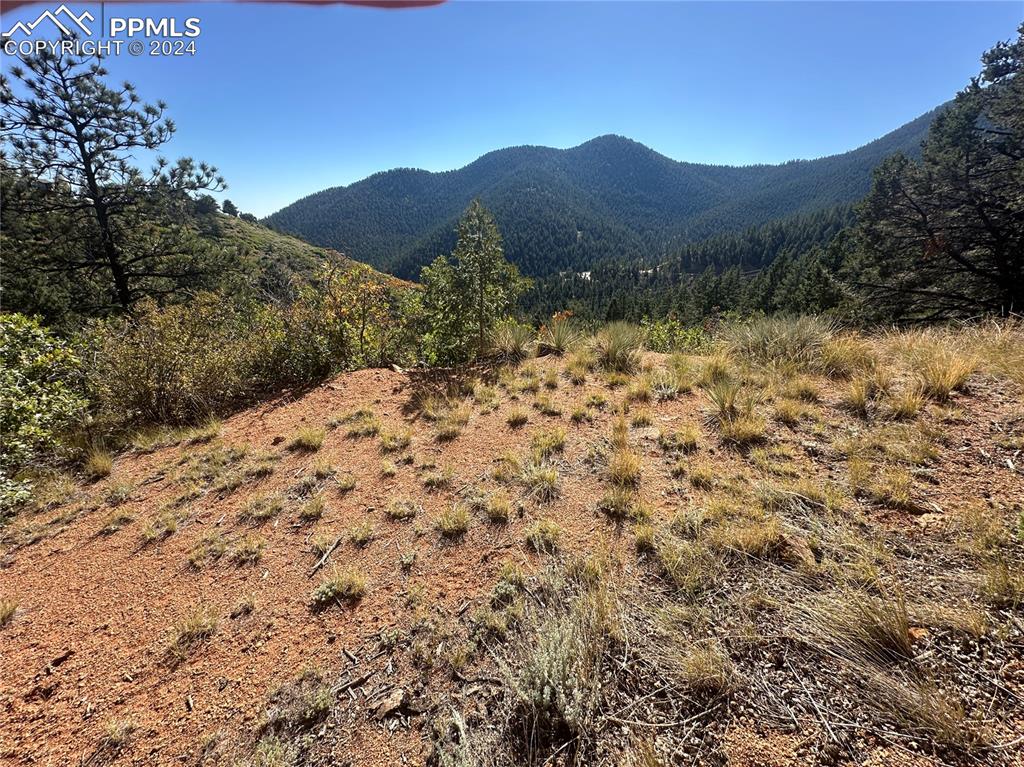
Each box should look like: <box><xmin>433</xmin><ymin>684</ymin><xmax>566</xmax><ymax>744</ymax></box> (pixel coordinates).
<box><xmin>265</xmin><ymin>108</ymin><xmax>937</xmax><ymax>279</ymax></box>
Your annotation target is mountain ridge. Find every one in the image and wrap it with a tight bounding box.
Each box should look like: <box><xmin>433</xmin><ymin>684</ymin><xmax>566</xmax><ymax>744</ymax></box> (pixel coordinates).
<box><xmin>266</xmin><ymin>107</ymin><xmax>940</xmax><ymax>280</ymax></box>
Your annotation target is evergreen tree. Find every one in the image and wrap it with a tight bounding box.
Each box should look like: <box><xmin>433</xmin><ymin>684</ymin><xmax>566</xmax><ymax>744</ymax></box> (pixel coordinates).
<box><xmin>421</xmin><ymin>200</ymin><xmax>528</xmax><ymax>363</ymax></box>
<box><xmin>848</xmin><ymin>25</ymin><xmax>1023</xmax><ymax>319</ymax></box>
<box><xmin>0</xmin><ymin>47</ymin><xmax>226</xmax><ymax>313</ymax></box>
<box><xmin>222</xmin><ymin>199</ymin><xmax>239</xmax><ymax>217</ymax></box>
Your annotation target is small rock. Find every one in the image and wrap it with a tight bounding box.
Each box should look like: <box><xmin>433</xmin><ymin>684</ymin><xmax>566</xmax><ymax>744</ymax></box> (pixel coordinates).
<box><xmin>374</xmin><ymin>688</ymin><xmax>406</xmax><ymax>720</ymax></box>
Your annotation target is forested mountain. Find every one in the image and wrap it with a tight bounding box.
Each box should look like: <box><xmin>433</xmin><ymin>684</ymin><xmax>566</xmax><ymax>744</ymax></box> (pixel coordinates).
<box><xmin>266</xmin><ymin>108</ymin><xmax>938</xmax><ymax>279</ymax></box>
<box><xmin>522</xmin><ymin>205</ymin><xmax>855</xmax><ymax>322</ymax></box>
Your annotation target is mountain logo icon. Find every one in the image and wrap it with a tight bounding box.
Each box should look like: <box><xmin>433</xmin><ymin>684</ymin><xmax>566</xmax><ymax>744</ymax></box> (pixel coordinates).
<box><xmin>2</xmin><ymin>5</ymin><xmax>94</xmax><ymax>37</ymax></box>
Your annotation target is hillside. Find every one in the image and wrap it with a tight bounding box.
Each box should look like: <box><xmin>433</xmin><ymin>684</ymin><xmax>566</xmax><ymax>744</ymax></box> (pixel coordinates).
<box><xmin>265</xmin><ymin>108</ymin><xmax>938</xmax><ymax>280</ymax></box>
<box><xmin>1</xmin><ymin>321</ymin><xmax>1021</xmax><ymax>766</ymax></box>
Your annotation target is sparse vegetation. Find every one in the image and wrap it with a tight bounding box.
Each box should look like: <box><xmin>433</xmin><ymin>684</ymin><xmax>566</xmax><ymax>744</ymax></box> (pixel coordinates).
<box><xmin>593</xmin><ymin>322</ymin><xmax>643</xmax><ymax>373</ymax></box>
<box><xmin>0</xmin><ymin>600</ymin><xmax>16</xmax><ymax>628</ymax></box>
<box><xmin>84</xmin><ymin>448</ymin><xmax>113</xmax><ymax>480</ymax></box>
<box><xmin>166</xmin><ymin>603</ymin><xmax>218</xmax><ymax>662</ymax></box>
<box><xmin>287</xmin><ymin>427</ymin><xmax>325</xmax><ymax>452</ymax></box>
<box><xmin>525</xmin><ymin>518</ymin><xmax>561</xmax><ymax>553</ymax></box>
<box><xmin>310</xmin><ymin>568</ymin><xmax>366</xmax><ymax>608</ymax></box>
<box><xmin>386</xmin><ymin>498</ymin><xmax>420</xmax><ymax>521</ymax></box>
<box><xmin>379</xmin><ymin>426</ymin><xmax>412</xmax><ymax>452</ymax></box>
<box><xmin>232</xmin><ymin>534</ymin><xmax>266</xmax><ymax>565</ymax></box>
<box><xmin>348</xmin><ymin>520</ymin><xmax>377</xmax><ymax>547</ymax></box>
<box><xmin>435</xmin><ymin>504</ymin><xmax>471</xmax><ymax>539</ymax></box>
<box><xmin>240</xmin><ymin>494</ymin><xmax>284</xmax><ymax>523</ymax></box>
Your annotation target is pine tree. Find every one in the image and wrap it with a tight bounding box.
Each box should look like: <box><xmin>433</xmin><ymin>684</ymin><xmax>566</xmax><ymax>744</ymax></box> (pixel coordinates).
<box><xmin>848</xmin><ymin>25</ymin><xmax>1024</xmax><ymax>318</ymax></box>
<box><xmin>0</xmin><ymin>47</ymin><xmax>226</xmax><ymax>313</ymax></box>
<box><xmin>421</xmin><ymin>200</ymin><xmax>528</xmax><ymax>363</ymax></box>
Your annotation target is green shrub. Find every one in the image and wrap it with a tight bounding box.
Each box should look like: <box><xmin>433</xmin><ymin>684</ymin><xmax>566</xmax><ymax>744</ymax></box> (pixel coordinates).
<box><xmin>641</xmin><ymin>317</ymin><xmax>711</xmax><ymax>353</ymax></box>
<box><xmin>1</xmin><ymin>314</ymin><xmax>86</xmax><ymax>511</ymax></box>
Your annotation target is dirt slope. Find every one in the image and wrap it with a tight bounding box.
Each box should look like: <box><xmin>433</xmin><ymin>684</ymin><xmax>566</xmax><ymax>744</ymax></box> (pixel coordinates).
<box><xmin>1</xmin><ymin>348</ymin><xmax>1022</xmax><ymax>766</ymax></box>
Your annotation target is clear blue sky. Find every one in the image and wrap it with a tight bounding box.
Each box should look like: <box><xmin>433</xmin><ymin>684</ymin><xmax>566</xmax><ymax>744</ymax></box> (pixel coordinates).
<box><xmin>1</xmin><ymin>1</ymin><xmax>1020</xmax><ymax>216</ymax></box>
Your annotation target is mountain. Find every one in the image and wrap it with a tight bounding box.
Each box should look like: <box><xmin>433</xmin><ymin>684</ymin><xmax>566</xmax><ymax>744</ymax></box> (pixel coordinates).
<box><xmin>265</xmin><ymin>107</ymin><xmax>939</xmax><ymax>280</ymax></box>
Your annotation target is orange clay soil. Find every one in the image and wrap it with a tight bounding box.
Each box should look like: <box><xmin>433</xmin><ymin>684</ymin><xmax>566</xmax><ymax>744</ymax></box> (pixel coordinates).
<box><xmin>1</xmin><ymin>354</ymin><xmax>1022</xmax><ymax>766</ymax></box>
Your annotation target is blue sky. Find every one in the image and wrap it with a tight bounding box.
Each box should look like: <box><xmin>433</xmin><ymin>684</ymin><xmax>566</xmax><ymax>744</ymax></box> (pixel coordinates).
<box><xmin>1</xmin><ymin>1</ymin><xmax>1020</xmax><ymax>216</ymax></box>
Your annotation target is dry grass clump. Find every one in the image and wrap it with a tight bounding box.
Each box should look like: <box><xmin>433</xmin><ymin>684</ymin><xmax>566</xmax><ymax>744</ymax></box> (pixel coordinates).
<box><xmin>166</xmin><ymin>603</ymin><xmax>218</xmax><ymax>662</ymax></box>
<box><xmin>778</xmin><ymin>375</ymin><xmax>819</xmax><ymax>403</ymax></box>
<box><xmin>570</xmin><ymin>405</ymin><xmax>593</xmax><ymax>424</ymax></box>
<box><xmin>525</xmin><ymin>518</ymin><xmax>562</xmax><ymax>553</ymax></box>
<box><xmin>485</xmin><ymin>492</ymin><xmax>513</xmax><ymax>523</ymax></box>
<box><xmin>336</xmin><ymin>408</ymin><xmax>380</xmax><ymax>438</ymax></box>
<box><xmin>654</xmin><ymin>538</ymin><xmax>720</xmax><ymax>596</ymax></box>
<box><xmin>795</xmin><ymin>589</ymin><xmax>913</xmax><ymax>666</ymax></box>
<box><xmin>625</xmin><ymin>376</ymin><xmax>653</xmax><ymax>403</ymax></box>
<box><xmin>981</xmin><ymin>559</ymin><xmax>1023</xmax><ymax>608</ymax></box>
<box><xmin>240</xmin><ymin>494</ymin><xmax>284</xmax><ymax>523</ymax></box>
<box><xmin>820</xmin><ymin>333</ymin><xmax>877</xmax><ymax>378</ymax></box>
<box><xmin>104</xmin><ymin>482</ymin><xmax>133</xmax><ymax>506</ymax></box>
<box><xmin>671</xmin><ymin>641</ymin><xmax>735</xmax><ymax>697</ymax></box>
<box><xmin>522</xmin><ymin>461</ymin><xmax>560</xmax><ymax>502</ymax></box>
<box><xmin>506</xmin><ymin>406</ymin><xmax>529</xmax><ymax>428</ymax></box>
<box><xmin>0</xmin><ymin>600</ymin><xmax>16</xmax><ymax>628</ymax></box>
<box><xmin>886</xmin><ymin>384</ymin><xmax>926</xmax><ymax>420</ymax></box>
<box><xmin>100</xmin><ymin>510</ymin><xmax>134</xmax><ymax>535</ymax></box>
<box><xmin>287</xmin><ymin>427</ymin><xmax>325</xmax><ymax>452</ymax></box>
<box><xmin>607</xmin><ymin>447</ymin><xmax>642</xmax><ymax>487</ymax></box>
<box><xmin>672</xmin><ymin>458</ymin><xmax>715</xmax><ymax>490</ymax></box>
<box><xmin>597</xmin><ymin>487</ymin><xmax>649</xmax><ymax>521</ymax></box>
<box><xmin>299</xmin><ymin>495</ymin><xmax>325</xmax><ymax>522</ymax></box>
<box><xmin>634</xmin><ymin>524</ymin><xmax>656</xmax><ymax>553</ymax></box>
<box><xmin>533</xmin><ymin>394</ymin><xmax>562</xmax><ymax>417</ymax></box>
<box><xmin>435</xmin><ymin>504</ymin><xmax>471</xmax><ymax>539</ymax></box>
<box><xmin>141</xmin><ymin>509</ymin><xmax>179</xmax><ymax>543</ymax></box>
<box><xmin>531</xmin><ymin>428</ymin><xmax>566</xmax><ymax>458</ymax></box>
<box><xmin>103</xmin><ymin>717</ymin><xmax>138</xmax><ymax>748</ymax></box>
<box><xmin>422</xmin><ymin>466</ymin><xmax>454</xmax><ymax>489</ymax></box>
<box><xmin>188</xmin><ymin>532</ymin><xmax>227</xmax><ymax>569</ymax></box>
<box><xmin>310</xmin><ymin>532</ymin><xmax>337</xmax><ymax>558</ymax></box>
<box><xmin>967</xmin><ymin>318</ymin><xmax>1024</xmax><ymax>385</ymax></box>
<box><xmin>792</xmin><ymin>589</ymin><xmax>986</xmax><ymax>749</ymax></box>
<box><xmin>629</xmin><ymin>409</ymin><xmax>653</xmax><ymax>427</ymax></box>
<box><xmin>722</xmin><ymin>315</ymin><xmax>835</xmax><ymax>370</ymax></box>
<box><xmin>263</xmin><ymin>668</ymin><xmax>334</xmax><ymax>735</ymax></box>
<box><xmin>773</xmin><ymin>397</ymin><xmax>809</xmax><ymax>426</ymax></box>
<box><xmin>386</xmin><ymin>498</ymin><xmax>420</xmax><ymax>521</ymax></box>
<box><xmin>232</xmin><ymin>534</ymin><xmax>266</xmax><ymax>565</ymax></box>
<box><xmin>718</xmin><ymin>413</ymin><xmax>766</xmax><ymax>447</ymax></box>
<box><xmin>657</xmin><ymin>425</ymin><xmax>699</xmax><ymax>453</ymax></box>
<box><xmin>697</xmin><ymin>352</ymin><xmax>732</xmax><ymax>387</ymax></box>
<box><xmin>708</xmin><ymin>515</ymin><xmax>796</xmax><ymax>564</ymax></box>
<box><xmin>705</xmin><ymin>380</ymin><xmax>767</xmax><ymax>446</ymax></box>
<box><xmin>84</xmin><ymin>448</ymin><xmax>113</xmax><ymax>480</ymax></box>
<box><xmin>538</xmin><ymin>313</ymin><xmax>583</xmax><ymax>356</ymax></box>
<box><xmin>490</xmin><ymin>321</ymin><xmax>536</xmax><ymax>362</ymax></box>
<box><xmin>310</xmin><ymin>568</ymin><xmax>366</xmax><ymax>608</ymax></box>
<box><xmin>843</xmin><ymin>377</ymin><xmax>873</xmax><ymax>417</ymax></box>
<box><xmin>914</xmin><ymin>349</ymin><xmax>976</xmax><ymax>401</ymax></box>
<box><xmin>379</xmin><ymin>427</ymin><xmax>412</xmax><ymax>452</ymax></box>
<box><xmin>434</xmin><ymin>402</ymin><xmax>471</xmax><ymax>441</ymax></box>
<box><xmin>593</xmin><ymin>322</ymin><xmax>643</xmax><ymax>373</ymax></box>
<box><xmin>348</xmin><ymin>520</ymin><xmax>377</xmax><ymax>547</ymax></box>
